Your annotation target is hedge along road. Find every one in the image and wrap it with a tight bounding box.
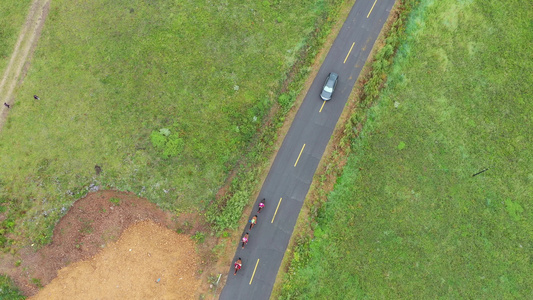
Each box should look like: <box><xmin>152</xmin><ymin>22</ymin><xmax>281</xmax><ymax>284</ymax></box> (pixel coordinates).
<box><xmin>220</xmin><ymin>0</ymin><xmax>396</xmax><ymax>299</ymax></box>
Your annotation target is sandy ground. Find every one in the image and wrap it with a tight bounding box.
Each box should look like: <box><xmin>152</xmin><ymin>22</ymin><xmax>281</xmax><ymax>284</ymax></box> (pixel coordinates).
<box><xmin>29</xmin><ymin>220</ymin><xmax>201</xmax><ymax>300</ymax></box>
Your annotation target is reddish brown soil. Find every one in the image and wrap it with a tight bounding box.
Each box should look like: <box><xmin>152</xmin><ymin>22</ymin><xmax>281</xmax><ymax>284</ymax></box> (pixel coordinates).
<box><xmin>29</xmin><ymin>220</ymin><xmax>200</xmax><ymax>300</ymax></box>
<box><xmin>4</xmin><ymin>190</ymin><xmax>182</xmax><ymax>297</ymax></box>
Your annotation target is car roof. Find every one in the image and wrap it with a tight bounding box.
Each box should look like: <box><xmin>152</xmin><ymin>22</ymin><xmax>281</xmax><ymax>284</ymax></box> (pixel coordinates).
<box><xmin>329</xmin><ymin>72</ymin><xmax>339</xmax><ymax>79</ymax></box>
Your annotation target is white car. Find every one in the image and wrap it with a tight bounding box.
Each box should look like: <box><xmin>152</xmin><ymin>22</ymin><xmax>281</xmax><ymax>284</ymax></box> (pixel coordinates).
<box><xmin>320</xmin><ymin>72</ymin><xmax>339</xmax><ymax>101</ymax></box>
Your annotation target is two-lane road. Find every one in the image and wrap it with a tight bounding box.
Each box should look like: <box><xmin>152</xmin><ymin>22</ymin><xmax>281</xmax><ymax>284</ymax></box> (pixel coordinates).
<box><xmin>221</xmin><ymin>1</ymin><xmax>396</xmax><ymax>299</ymax></box>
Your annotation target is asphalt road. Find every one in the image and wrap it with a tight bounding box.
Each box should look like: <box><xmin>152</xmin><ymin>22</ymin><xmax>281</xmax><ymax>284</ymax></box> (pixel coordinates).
<box><xmin>220</xmin><ymin>1</ymin><xmax>396</xmax><ymax>299</ymax></box>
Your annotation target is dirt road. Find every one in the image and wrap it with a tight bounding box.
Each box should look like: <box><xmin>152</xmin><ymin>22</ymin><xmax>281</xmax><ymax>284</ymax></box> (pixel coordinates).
<box><xmin>0</xmin><ymin>0</ymin><xmax>50</xmax><ymax>131</ymax></box>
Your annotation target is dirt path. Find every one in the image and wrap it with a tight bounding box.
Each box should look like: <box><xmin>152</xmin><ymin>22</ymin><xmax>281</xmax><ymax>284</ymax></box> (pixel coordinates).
<box><xmin>0</xmin><ymin>0</ymin><xmax>50</xmax><ymax>132</ymax></box>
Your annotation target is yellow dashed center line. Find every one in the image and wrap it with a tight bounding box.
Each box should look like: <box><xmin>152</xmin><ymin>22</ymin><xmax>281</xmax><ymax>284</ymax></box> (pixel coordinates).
<box><xmin>249</xmin><ymin>259</ymin><xmax>260</xmax><ymax>285</ymax></box>
<box><xmin>271</xmin><ymin>198</ymin><xmax>283</xmax><ymax>223</ymax></box>
<box><xmin>294</xmin><ymin>144</ymin><xmax>305</xmax><ymax>167</ymax></box>
<box><xmin>367</xmin><ymin>0</ymin><xmax>378</xmax><ymax>18</ymax></box>
<box><xmin>319</xmin><ymin>100</ymin><xmax>326</xmax><ymax>113</ymax></box>
<box><xmin>343</xmin><ymin>42</ymin><xmax>355</xmax><ymax>64</ymax></box>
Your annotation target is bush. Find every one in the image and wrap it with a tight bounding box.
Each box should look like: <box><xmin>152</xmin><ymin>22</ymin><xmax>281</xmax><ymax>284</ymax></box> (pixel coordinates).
<box><xmin>0</xmin><ymin>275</ymin><xmax>25</xmax><ymax>299</ymax></box>
<box><xmin>163</xmin><ymin>135</ymin><xmax>185</xmax><ymax>158</ymax></box>
<box><xmin>150</xmin><ymin>128</ymin><xmax>185</xmax><ymax>158</ymax></box>
<box><xmin>191</xmin><ymin>231</ymin><xmax>206</xmax><ymax>243</ymax></box>
<box><xmin>278</xmin><ymin>93</ymin><xmax>292</xmax><ymax>110</ymax></box>
<box><xmin>150</xmin><ymin>131</ymin><xmax>167</xmax><ymax>150</ymax></box>
<box><xmin>109</xmin><ymin>197</ymin><xmax>121</xmax><ymax>205</ymax></box>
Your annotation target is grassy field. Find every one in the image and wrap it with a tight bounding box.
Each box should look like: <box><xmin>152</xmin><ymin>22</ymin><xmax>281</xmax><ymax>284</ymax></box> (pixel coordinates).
<box><xmin>280</xmin><ymin>0</ymin><xmax>533</xmax><ymax>298</ymax></box>
<box><xmin>0</xmin><ymin>0</ymin><xmax>333</xmax><ymax>246</ymax></box>
<box><xmin>0</xmin><ymin>1</ymin><xmax>33</xmax><ymax>74</ymax></box>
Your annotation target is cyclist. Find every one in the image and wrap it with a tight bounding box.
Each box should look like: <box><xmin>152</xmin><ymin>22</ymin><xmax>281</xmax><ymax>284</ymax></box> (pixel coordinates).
<box><xmin>234</xmin><ymin>258</ymin><xmax>242</xmax><ymax>275</ymax></box>
<box><xmin>241</xmin><ymin>232</ymin><xmax>249</xmax><ymax>249</ymax></box>
<box><xmin>257</xmin><ymin>198</ymin><xmax>266</xmax><ymax>213</ymax></box>
<box><xmin>249</xmin><ymin>215</ymin><xmax>258</xmax><ymax>230</ymax></box>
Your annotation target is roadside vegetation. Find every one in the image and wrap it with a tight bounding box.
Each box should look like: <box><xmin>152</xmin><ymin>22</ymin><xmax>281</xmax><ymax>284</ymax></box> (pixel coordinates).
<box><xmin>0</xmin><ymin>1</ymin><xmax>32</xmax><ymax>74</ymax></box>
<box><xmin>0</xmin><ymin>0</ymin><xmax>345</xmax><ymax>249</ymax></box>
<box><xmin>206</xmin><ymin>0</ymin><xmax>348</xmax><ymax>232</ymax></box>
<box><xmin>279</xmin><ymin>0</ymin><xmax>533</xmax><ymax>298</ymax></box>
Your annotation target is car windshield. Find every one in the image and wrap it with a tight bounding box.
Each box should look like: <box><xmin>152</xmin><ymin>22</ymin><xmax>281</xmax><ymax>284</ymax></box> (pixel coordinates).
<box><xmin>324</xmin><ymin>85</ymin><xmax>333</xmax><ymax>93</ymax></box>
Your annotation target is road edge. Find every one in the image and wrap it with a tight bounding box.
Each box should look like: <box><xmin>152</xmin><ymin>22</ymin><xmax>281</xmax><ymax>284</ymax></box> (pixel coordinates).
<box><xmin>269</xmin><ymin>0</ymin><xmax>402</xmax><ymax>298</ymax></box>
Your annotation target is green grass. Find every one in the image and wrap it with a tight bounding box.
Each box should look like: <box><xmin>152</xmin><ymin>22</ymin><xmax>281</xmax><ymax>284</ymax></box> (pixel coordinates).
<box><xmin>0</xmin><ymin>0</ymin><xmax>335</xmax><ymax>246</ymax></box>
<box><xmin>0</xmin><ymin>274</ymin><xmax>25</xmax><ymax>300</ymax></box>
<box><xmin>0</xmin><ymin>0</ymin><xmax>33</xmax><ymax>74</ymax></box>
<box><xmin>280</xmin><ymin>0</ymin><xmax>533</xmax><ymax>298</ymax></box>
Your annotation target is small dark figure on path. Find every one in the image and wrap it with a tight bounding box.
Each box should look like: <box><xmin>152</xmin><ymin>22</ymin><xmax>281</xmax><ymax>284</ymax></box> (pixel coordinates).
<box><xmin>95</xmin><ymin>165</ymin><xmax>102</xmax><ymax>175</ymax></box>
<box><xmin>3</xmin><ymin>103</ymin><xmax>9</xmax><ymax>108</ymax></box>
<box><xmin>241</xmin><ymin>232</ymin><xmax>249</xmax><ymax>249</ymax></box>
<box><xmin>257</xmin><ymin>198</ymin><xmax>265</xmax><ymax>213</ymax></box>
<box><xmin>249</xmin><ymin>215</ymin><xmax>258</xmax><ymax>230</ymax></box>
<box><xmin>33</xmin><ymin>95</ymin><xmax>40</xmax><ymax>100</ymax></box>
<box><xmin>234</xmin><ymin>258</ymin><xmax>242</xmax><ymax>275</ymax></box>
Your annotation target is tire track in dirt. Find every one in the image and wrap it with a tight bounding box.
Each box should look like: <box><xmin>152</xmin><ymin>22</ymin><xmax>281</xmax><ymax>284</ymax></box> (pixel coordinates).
<box><xmin>0</xmin><ymin>0</ymin><xmax>50</xmax><ymax>132</ymax></box>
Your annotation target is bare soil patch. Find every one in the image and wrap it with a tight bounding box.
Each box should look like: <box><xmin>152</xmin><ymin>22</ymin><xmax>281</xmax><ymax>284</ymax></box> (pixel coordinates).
<box><xmin>29</xmin><ymin>220</ymin><xmax>200</xmax><ymax>300</ymax></box>
<box><xmin>2</xmin><ymin>190</ymin><xmax>179</xmax><ymax>297</ymax></box>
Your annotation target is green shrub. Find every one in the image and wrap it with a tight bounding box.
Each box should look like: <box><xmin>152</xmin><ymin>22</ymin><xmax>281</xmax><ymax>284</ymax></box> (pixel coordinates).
<box><xmin>278</xmin><ymin>93</ymin><xmax>292</xmax><ymax>110</ymax></box>
<box><xmin>150</xmin><ymin>130</ymin><xmax>167</xmax><ymax>150</ymax></box>
<box><xmin>191</xmin><ymin>231</ymin><xmax>206</xmax><ymax>243</ymax></box>
<box><xmin>162</xmin><ymin>135</ymin><xmax>185</xmax><ymax>158</ymax></box>
<box><xmin>0</xmin><ymin>275</ymin><xmax>24</xmax><ymax>299</ymax></box>
<box><xmin>505</xmin><ymin>198</ymin><xmax>523</xmax><ymax>221</ymax></box>
<box><xmin>150</xmin><ymin>128</ymin><xmax>185</xmax><ymax>158</ymax></box>
<box><xmin>109</xmin><ymin>197</ymin><xmax>121</xmax><ymax>205</ymax></box>
<box><xmin>31</xmin><ymin>277</ymin><xmax>42</xmax><ymax>288</ymax></box>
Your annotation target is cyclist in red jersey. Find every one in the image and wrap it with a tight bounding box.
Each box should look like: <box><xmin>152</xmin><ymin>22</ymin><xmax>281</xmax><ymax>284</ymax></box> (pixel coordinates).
<box><xmin>234</xmin><ymin>258</ymin><xmax>242</xmax><ymax>275</ymax></box>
